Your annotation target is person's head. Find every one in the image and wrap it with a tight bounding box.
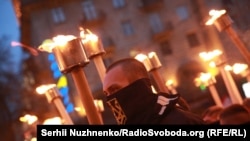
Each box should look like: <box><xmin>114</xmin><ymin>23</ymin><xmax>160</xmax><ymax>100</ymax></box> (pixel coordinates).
<box><xmin>219</xmin><ymin>104</ymin><xmax>250</xmax><ymax>125</ymax></box>
<box><xmin>243</xmin><ymin>98</ymin><xmax>250</xmax><ymax>112</ymax></box>
<box><xmin>202</xmin><ymin>105</ymin><xmax>223</xmax><ymax>124</ymax></box>
<box><xmin>103</xmin><ymin>58</ymin><xmax>150</xmax><ymax>96</ymax></box>
<box><xmin>103</xmin><ymin>58</ymin><xmax>154</xmax><ymax>124</ymax></box>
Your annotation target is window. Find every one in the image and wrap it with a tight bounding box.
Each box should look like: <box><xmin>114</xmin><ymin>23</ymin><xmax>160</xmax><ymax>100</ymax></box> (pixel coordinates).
<box><xmin>112</xmin><ymin>0</ymin><xmax>125</xmax><ymax>8</ymax></box>
<box><xmin>160</xmin><ymin>40</ymin><xmax>172</xmax><ymax>55</ymax></box>
<box><xmin>176</xmin><ymin>5</ymin><xmax>189</xmax><ymax>21</ymax></box>
<box><xmin>121</xmin><ymin>21</ymin><xmax>134</xmax><ymax>36</ymax></box>
<box><xmin>51</xmin><ymin>7</ymin><xmax>65</xmax><ymax>24</ymax></box>
<box><xmin>186</xmin><ymin>33</ymin><xmax>200</xmax><ymax>48</ymax></box>
<box><xmin>149</xmin><ymin>13</ymin><xmax>164</xmax><ymax>33</ymax></box>
<box><xmin>82</xmin><ymin>0</ymin><xmax>97</xmax><ymax>20</ymax></box>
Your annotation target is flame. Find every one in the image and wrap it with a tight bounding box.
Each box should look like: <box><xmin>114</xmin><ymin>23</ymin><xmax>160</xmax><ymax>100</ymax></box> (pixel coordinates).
<box><xmin>200</xmin><ymin>72</ymin><xmax>212</xmax><ymax>82</ymax></box>
<box><xmin>135</xmin><ymin>53</ymin><xmax>148</xmax><ymax>62</ymax></box>
<box><xmin>80</xmin><ymin>28</ymin><xmax>98</xmax><ymax>43</ymax></box>
<box><xmin>36</xmin><ymin>84</ymin><xmax>56</xmax><ymax>95</ymax></box>
<box><xmin>206</xmin><ymin>9</ymin><xmax>226</xmax><ymax>25</ymax></box>
<box><xmin>231</xmin><ymin>63</ymin><xmax>248</xmax><ymax>74</ymax></box>
<box><xmin>19</xmin><ymin>114</ymin><xmax>38</xmax><ymax>125</ymax></box>
<box><xmin>38</xmin><ymin>35</ymin><xmax>76</xmax><ymax>53</ymax></box>
<box><xmin>43</xmin><ymin>117</ymin><xmax>62</xmax><ymax>125</ymax></box>
<box><xmin>199</xmin><ymin>49</ymin><xmax>222</xmax><ymax>61</ymax></box>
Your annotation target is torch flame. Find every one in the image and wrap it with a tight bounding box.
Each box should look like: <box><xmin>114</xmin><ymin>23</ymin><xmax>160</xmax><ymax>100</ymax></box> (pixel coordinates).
<box><xmin>80</xmin><ymin>28</ymin><xmax>98</xmax><ymax>43</ymax></box>
<box><xmin>38</xmin><ymin>35</ymin><xmax>76</xmax><ymax>53</ymax></box>
<box><xmin>199</xmin><ymin>49</ymin><xmax>222</xmax><ymax>61</ymax></box>
<box><xmin>206</xmin><ymin>9</ymin><xmax>226</xmax><ymax>25</ymax></box>
<box><xmin>36</xmin><ymin>84</ymin><xmax>57</xmax><ymax>95</ymax></box>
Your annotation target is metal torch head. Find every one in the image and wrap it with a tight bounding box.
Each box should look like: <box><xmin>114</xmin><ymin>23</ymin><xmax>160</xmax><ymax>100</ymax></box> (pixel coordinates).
<box><xmin>52</xmin><ymin>38</ymin><xmax>90</xmax><ymax>73</ymax></box>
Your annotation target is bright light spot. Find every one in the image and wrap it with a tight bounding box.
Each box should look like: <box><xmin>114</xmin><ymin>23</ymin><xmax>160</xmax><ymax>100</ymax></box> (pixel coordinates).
<box><xmin>199</xmin><ymin>49</ymin><xmax>222</xmax><ymax>61</ymax></box>
<box><xmin>36</xmin><ymin>84</ymin><xmax>56</xmax><ymax>94</ymax></box>
<box><xmin>206</xmin><ymin>9</ymin><xmax>226</xmax><ymax>25</ymax></box>
<box><xmin>38</xmin><ymin>35</ymin><xmax>76</xmax><ymax>53</ymax></box>
<box><xmin>209</xmin><ymin>61</ymin><xmax>216</xmax><ymax>68</ymax></box>
<box><xmin>94</xmin><ymin>99</ymin><xmax>104</xmax><ymax>112</ymax></box>
<box><xmin>80</xmin><ymin>28</ymin><xmax>98</xmax><ymax>43</ymax></box>
<box><xmin>225</xmin><ymin>65</ymin><xmax>232</xmax><ymax>71</ymax></box>
<box><xmin>135</xmin><ymin>53</ymin><xmax>148</xmax><ymax>62</ymax></box>
<box><xmin>43</xmin><ymin>117</ymin><xmax>62</xmax><ymax>125</ymax></box>
<box><xmin>31</xmin><ymin>137</ymin><xmax>37</xmax><ymax>141</ymax></box>
<box><xmin>135</xmin><ymin>53</ymin><xmax>152</xmax><ymax>71</ymax></box>
<box><xmin>19</xmin><ymin>114</ymin><xmax>38</xmax><ymax>125</ymax></box>
<box><xmin>243</xmin><ymin>82</ymin><xmax>250</xmax><ymax>98</ymax></box>
<box><xmin>232</xmin><ymin>63</ymin><xmax>248</xmax><ymax>74</ymax></box>
<box><xmin>200</xmin><ymin>73</ymin><xmax>212</xmax><ymax>82</ymax></box>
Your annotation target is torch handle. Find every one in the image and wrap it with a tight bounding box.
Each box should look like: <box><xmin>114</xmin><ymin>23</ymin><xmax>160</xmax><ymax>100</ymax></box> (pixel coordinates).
<box><xmin>208</xmin><ymin>85</ymin><xmax>223</xmax><ymax>107</ymax></box>
<box><xmin>53</xmin><ymin>98</ymin><xmax>74</xmax><ymax>124</ymax></box>
<box><xmin>93</xmin><ymin>55</ymin><xmax>106</xmax><ymax>83</ymax></box>
<box><xmin>225</xmin><ymin>27</ymin><xmax>250</xmax><ymax>66</ymax></box>
<box><xmin>219</xmin><ymin>65</ymin><xmax>243</xmax><ymax>104</ymax></box>
<box><xmin>150</xmin><ymin>69</ymin><xmax>170</xmax><ymax>93</ymax></box>
<box><xmin>71</xmin><ymin>67</ymin><xmax>103</xmax><ymax>125</ymax></box>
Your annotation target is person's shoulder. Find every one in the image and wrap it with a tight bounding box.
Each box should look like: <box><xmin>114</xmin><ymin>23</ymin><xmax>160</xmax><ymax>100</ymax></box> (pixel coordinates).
<box><xmin>160</xmin><ymin>107</ymin><xmax>205</xmax><ymax>124</ymax></box>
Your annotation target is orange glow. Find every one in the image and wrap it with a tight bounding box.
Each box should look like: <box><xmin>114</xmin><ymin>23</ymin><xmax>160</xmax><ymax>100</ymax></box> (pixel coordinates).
<box><xmin>166</xmin><ymin>79</ymin><xmax>174</xmax><ymax>86</ymax></box>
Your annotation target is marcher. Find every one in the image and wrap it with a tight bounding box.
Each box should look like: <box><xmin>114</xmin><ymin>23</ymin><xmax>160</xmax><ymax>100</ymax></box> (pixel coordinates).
<box><xmin>242</xmin><ymin>98</ymin><xmax>250</xmax><ymax>112</ymax></box>
<box><xmin>201</xmin><ymin>105</ymin><xmax>223</xmax><ymax>124</ymax></box>
<box><xmin>219</xmin><ymin>104</ymin><xmax>250</xmax><ymax>125</ymax></box>
<box><xmin>102</xmin><ymin>58</ymin><xmax>205</xmax><ymax>124</ymax></box>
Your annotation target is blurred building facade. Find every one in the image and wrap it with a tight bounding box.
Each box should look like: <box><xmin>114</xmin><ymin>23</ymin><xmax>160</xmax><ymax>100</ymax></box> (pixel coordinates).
<box><xmin>16</xmin><ymin>0</ymin><xmax>250</xmax><ymax>124</ymax></box>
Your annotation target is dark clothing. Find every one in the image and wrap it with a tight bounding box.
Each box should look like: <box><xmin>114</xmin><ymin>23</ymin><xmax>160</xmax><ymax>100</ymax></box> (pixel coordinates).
<box><xmin>106</xmin><ymin>78</ymin><xmax>205</xmax><ymax>125</ymax></box>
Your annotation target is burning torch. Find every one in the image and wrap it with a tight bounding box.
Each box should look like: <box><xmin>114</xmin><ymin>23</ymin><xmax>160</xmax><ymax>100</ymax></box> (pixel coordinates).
<box><xmin>38</xmin><ymin>35</ymin><xmax>103</xmax><ymax>124</ymax></box>
<box><xmin>36</xmin><ymin>84</ymin><xmax>74</xmax><ymax>124</ymax></box>
<box><xmin>206</xmin><ymin>9</ymin><xmax>250</xmax><ymax>66</ymax></box>
<box><xmin>80</xmin><ymin>28</ymin><xmax>106</xmax><ymax>82</ymax></box>
<box><xmin>194</xmin><ymin>72</ymin><xmax>223</xmax><ymax>107</ymax></box>
<box><xmin>135</xmin><ymin>52</ymin><xmax>170</xmax><ymax>93</ymax></box>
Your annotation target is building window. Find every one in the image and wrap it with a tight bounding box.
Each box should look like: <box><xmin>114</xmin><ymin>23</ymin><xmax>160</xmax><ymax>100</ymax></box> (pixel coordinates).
<box><xmin>112</xmin><ymin>0</ymin><xmax>125</xmax><ymax>8</ymax></box>
<box><xmin>82</xmin><ymin>0</ymin><xmax>97</xmax><ymax>21</ymax></box>
<box><xmin>51</xmin><ymin>7</ymin><xmax>65</xmax><ymax>24</ymax></box>
<box><xmin>176</xmin><ymin>5</ymin><xmax>189</xmax><ymax>21</ymax></box>
<box><xmin>149</xmin><ymin>13</ymin><xmax>164</xmax><ymax>33</ymax></box>
<box><xmin>186</xmin><ymin>33</ymin><xmax>200</xmax><ymax>48</ymax></box>
<box><xmin>160</xmin><ymin>40</ymin><xmax>172</xmax><ymax>55</ymax></box>
<box><xmin>121</xmin><ymin>21</ymin><xmax>134</xmax><ymax>36</ymax></box>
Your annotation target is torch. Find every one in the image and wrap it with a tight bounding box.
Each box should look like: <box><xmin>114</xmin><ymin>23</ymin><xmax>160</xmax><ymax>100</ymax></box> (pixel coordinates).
<box><xmin>229</xmin><ymin>63</ymin><xmax>250</xmax><ymax>82</ymax></box>
<box><xmin>80</xmin><ymin>29</ymin><xmax>106</xmax><ymax>82</ymax></box>
<box><xmin>199</xmin><ymin>49</ymin><xmax>243</xmax><ymax>104</ymax></box>
<box><xmin>206</xmin><ymin>9</ymin><xmax>250</xmax><ymax>66</ymax></box>
<box><xmin>194</xmin><ymin>72</ymin><xmax>223</xmax><ymax>107</ymax></box>
<box><xmin>135</xmin><ymin>52</ymin><xmax>170</xmax><ymax>93</ymax></box>
<box><xmin>36</xmin><ymin>84</ymin><xmax>74</xmax><ymax>124</ymax></box>
<box><xmin>38</xmin><ymin>35</ymin><xmax>103</xmax><ymax>124</ymax></box>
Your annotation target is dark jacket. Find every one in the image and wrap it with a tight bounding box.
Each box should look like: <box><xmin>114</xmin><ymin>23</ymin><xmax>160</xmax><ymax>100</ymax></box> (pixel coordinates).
<box><xmin>106</xmin><ymin>78</ymin><xmax>205</xmax><ymax>125</ymax></box>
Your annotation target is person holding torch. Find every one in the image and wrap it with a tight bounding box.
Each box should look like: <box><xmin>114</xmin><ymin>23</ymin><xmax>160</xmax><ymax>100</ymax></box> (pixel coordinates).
<box><xmin>102</xmin><ymin>58</ymin><xmax>205</xmax><ymax>124</ymax></box>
